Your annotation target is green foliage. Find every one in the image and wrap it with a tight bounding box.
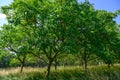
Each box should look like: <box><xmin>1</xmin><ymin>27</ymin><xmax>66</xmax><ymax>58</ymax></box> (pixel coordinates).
<box><xmin>0</xmin><ymin>0</ymin><xmax>120</xmax><ymax>78</ymax></box>
<box><xmin>9</xmin><ymin>58</ymin><xmax>21</xmax><ymax>67</ymax></box>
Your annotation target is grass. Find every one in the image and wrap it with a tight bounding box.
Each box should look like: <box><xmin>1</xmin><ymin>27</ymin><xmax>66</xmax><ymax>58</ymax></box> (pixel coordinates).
<box><xmin>0</xmin><ymin>64</ymin><xmax>120</xmax><ymax>80</ymax></box>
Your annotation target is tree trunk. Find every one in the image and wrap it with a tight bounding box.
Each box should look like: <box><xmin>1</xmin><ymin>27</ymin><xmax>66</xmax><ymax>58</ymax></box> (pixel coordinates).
<box><xmin>83</xmin><ymin>46</ymin><xmax>88</xmax><ymax>71</ymax></box>
<box><xmin>17</xmin><ymin>54</ymin><xmax>26</xmax><ymax>73</ymax></box>
<box><xmin>83</xmin><ymin>50</ymin><xmax>87</xmax><ymax>71</ymax></box>
<box><xmin>107</xmin><ymin>63</ymin><xmax>111</xmax><ymax>80</ymax></box>
<box><xmin>84</xmin><ymin>57</ymin><xmax>87</xmax><ymax>71</ymax></box>
<box><xmin>20</xmin><ymin>62</ymin><xmax>24</xmax><ymax>72</ymax></box>
<box><xmin>54</xmin><ymin>58</ymin><xmax>57</xmax><ymax>71</ymax></box>
<box><xmin>46</xmin><ymin>59</ymin><xmax>53</xmax><ymax>78</ymax></box>
<box><xmin>20</xmin><ymin>57</ymin><xmax>26</xmax><ymax>72</ymax></box>
<box><xmin>55</xmin><ymin>63</ymin><xmax>57</xmax><ymax>71</ymax></box>
<box><xmin>108</xmin><ymin>63</ymin><xmax>110</xmax><ymax>71</ymax></box>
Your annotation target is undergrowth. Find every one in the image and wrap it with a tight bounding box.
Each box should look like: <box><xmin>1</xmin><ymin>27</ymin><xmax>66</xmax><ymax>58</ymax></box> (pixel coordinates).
<box><xmin>0</xmin><ymin>65</ymin><xmax>120</xmax><ymax>80</ymax></box>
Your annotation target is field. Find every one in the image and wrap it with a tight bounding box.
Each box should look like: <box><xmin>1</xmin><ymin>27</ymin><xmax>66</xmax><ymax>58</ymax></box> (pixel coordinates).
<box><xmin>0</xmin><ymin>64</ymin><xmax>120</xmax><ymax>80</ymax></box>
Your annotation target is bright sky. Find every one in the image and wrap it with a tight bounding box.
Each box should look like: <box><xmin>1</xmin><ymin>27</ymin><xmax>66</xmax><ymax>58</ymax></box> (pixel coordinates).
<box><xmin>0</xmin><ymin>0</ymin><xmax>120</xmax><ymax>26</ymax></box>
<box><xmin>88</xmin><ymin>0</ymin><xmax>120</xmax><ymax>24</ymax></box>
<box><xmin>0</xmin><ymin>0</ymin><xmax>13</xmax><ymax>26</ymax></box>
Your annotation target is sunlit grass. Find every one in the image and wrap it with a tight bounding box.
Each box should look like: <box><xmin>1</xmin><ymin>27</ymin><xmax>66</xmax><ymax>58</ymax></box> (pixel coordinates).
<box><xmin>0</xmin><ymin>64</ymin><xmax>120</xmax><ymax>80</ymax></box>
<box><xmin>0</xmin><ymin>67</ymin><xmax>46</xmax><ymax>76</ymax></box>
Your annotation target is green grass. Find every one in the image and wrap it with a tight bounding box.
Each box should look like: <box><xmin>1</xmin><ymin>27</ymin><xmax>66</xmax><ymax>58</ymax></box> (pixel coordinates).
<box><xmin>0</xmin><ymin>65</ymin><xmax>120</xmax><ymax>80</ymax></box>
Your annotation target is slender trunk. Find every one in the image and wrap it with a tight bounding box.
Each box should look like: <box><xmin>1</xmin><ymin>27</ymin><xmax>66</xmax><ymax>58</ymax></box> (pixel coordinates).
<box><xmin>20</xmin><ymin>57</ymin><xmax>26</xmax><ymax>72</ymax></box>
<box><xmin>55</xmin><ymin>63</ymin><xmax>57</xmax><ymax>71</ymax></box>
<box><xmin>81</xmin><ymin>60</ymin><xmax>84</xmax><ymax>67</ymax></box>
<box><xmin>20</xmin><ymin>62</ymin><xmax>24</xmax><ymax>72</ymax></box>
<box><xmin>46</xmin><ymin>59</ymin><xmax>53</xmax><ymax>78</ymax></box>
<box><xmin>82</xmin><ymin>46</ymin><xmax>88</xmax><ymax>71</ymax></box>
<box><xmin>84</xmin><ymin>57</ymin><xmax>87</xmax><ymax>71</ymax></box>
<box><xmin>108</xmin><ymin>63</ymin><xmax>110</xmax><ymax>71</ymax></box>
<box><xmin>17</xmin><ymin>54</ymin><xmax>26</xmax><ymax>73</ymax></box>
<box><xmin>54</xmin><ymin>58</ymin><xmax>57</xmax><ymax>71</ymax></box>
<box><xmin>107</xmin><ymin>63</ymin><xmax>111</xmax><ymax>80</ymax></box>
<box><xmin>83</xmin><ymin>48</ymin><xmax>87</xmax><ymax>71</ymax></box>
